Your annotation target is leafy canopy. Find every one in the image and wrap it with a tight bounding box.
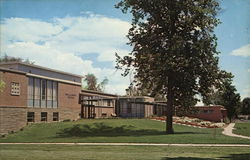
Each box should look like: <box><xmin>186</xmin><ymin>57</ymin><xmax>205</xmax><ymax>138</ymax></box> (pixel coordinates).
<box><xmin>115</xmin><ymin>0</ymin><xmax>230</xmax><ymax>107</ymax></box>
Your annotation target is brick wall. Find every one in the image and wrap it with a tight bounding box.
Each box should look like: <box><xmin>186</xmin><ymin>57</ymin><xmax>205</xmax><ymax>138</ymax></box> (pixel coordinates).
<box><xmin>0</xmin><ymin>71</ymin><xmax>28</xmax><ymax>107</ymax></box>
<box><xmin>58</xmin><ymin>82</ymin><xmax>81</xmax><ymax>120</ymax></box>
<box><xmin>95</xmin><ymin>107</ymin><xmax>114</xmax><ymax>118</ymax></box>
<box><xmin>0</xmin><ymin>107</ymin><xmax>26</xmax><ymax>135</ymax></box>
<box><xmin>188</xmin><ymin>106</ymin><xmax>226</xmax><ymax>122</ymax></box>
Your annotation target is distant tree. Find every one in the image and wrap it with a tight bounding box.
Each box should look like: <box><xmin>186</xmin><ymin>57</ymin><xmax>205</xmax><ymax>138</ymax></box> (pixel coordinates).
<box><xmin>84</xmin><ymin>74</ymin><xmax>98</xmax><ymax>91</ymax></box>
<box><xmin>97</xmin><ymin>77</ymin><xmax>109</xmax><ymax>92</ymax></box>
<box><xmin>116</xmin><ymin>0</ymin><xmax>230</xmax><ymax>133</ymax></box>
<box><xmin>242</xmin><ymin>97</ymin><xmax>250</xmax><ymax>115</ymax></box>
<box><xmin>84</xmin><ymin>74</ymin><xmax>109</xmax><ymax>92</ymax></box>
<box><xmin>125</xmin><ymin>84</ymin><xmax>166</xmax><ymax>101</ymax></box>
<box><xmin>0</xmin><ymin>54</ymin><xmax>34</xmax><ymax>64</ymax></box>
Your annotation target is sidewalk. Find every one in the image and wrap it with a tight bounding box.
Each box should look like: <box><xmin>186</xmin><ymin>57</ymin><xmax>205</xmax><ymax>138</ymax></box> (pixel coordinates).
<box><xmin>1</xmin><ymin>142</ymin><xmax>250</xmax><ymax>147</ymax></box>
<box><xmin>222</xmin><ymin>123</ymin><xmax>250</xmax><ymax>139</ymax></box>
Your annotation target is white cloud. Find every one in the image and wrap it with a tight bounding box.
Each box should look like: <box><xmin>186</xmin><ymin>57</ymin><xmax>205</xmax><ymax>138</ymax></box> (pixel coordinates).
<box><xmin>248</xmin><ymin>69</ymin><xmax>250</xmax><ymax>72</ymax></box>
<box><xmin>242</xmin><ymin>85</ymin><xmax>250</xmax><ymax>99</ymax></box>
<box><xmin>0</xmin><ymin>15</ymin><xmax>132</xmax><ymax>95</ymax></box>
<box><xmin>231</xmin><ymin>44</ymin><xmax>250</xmax><ymax>57</ymax></box>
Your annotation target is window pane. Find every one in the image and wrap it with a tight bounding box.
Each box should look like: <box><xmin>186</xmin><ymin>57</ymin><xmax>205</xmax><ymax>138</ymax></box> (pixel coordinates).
<box><xmin>53</xmin><ymin>112</ymin><xmax>59</xmax><ymax>121</ymax></box>
<box><xmin>41</xmin><ymin>80</ymin><xmax>46</xmax><ymax>108</ymax></box>
<box><xmin>41</xmin><ymin>112</ymin><xmax>47</xmax><ymax>121</ymax></box>
<box><xmin>41</xmin><ymin>80</ymin><xmax>46</xmax><ymax>100</ymax></box>
<box><xmin>27</xmin><ymin>112</ymin><xmax>35</xmax><ymax>122</ymax></box>
<box><xmin>47</xmin><ymin>81</ymin><xmax>52</xmax><ymax>108</ymax></box>
<box><xmin>34</xmin><ymin>78</ymin><xmax>41</xmax><ymax>108</ymax></box>
<box><xmin>28</xmin><ymin>78</ymin><xmax>34</xmax><ymax>107</ymax></box>
<box><xmin>52</xmin><ymin>82</ymin><xmax>58</xmax><ymax>108</ymax></box>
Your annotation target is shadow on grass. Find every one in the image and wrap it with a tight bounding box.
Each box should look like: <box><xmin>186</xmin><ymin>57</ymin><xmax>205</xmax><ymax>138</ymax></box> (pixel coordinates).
<box><xmin>162</xmin><ymin>153</ymin><xmax>250</xmax><ymax>160</ymax></box>
<box><xmin>219</xmin><ymin>153</ymin><xmax>250</xmax><ymax>160</ymax></box>
<box><xmin>162</xmin><ymin>158</ymin><xmax>213</xmax><ymax>160</ymax></box>
<box><xmin>55</xmin><ymin>122</ymin><xmax>202</xmax><ymax>138</ymax></box>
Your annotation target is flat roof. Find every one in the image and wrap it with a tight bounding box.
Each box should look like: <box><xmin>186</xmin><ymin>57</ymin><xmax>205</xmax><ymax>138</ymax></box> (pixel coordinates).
<box><xmin>0</xmin><ymin>67</ymin><xmax>82</xmax><ymax>86</ymax></box>
<box><xmin>0</xmin><ymin>62</ymin><xmax>84</xmax><ymax>78</ymax></box>
<box><xmin>81</xmin><ymin>89</ymin><xmax>118</xmax><ymax>97</ymax></box>
<box><xmin>0</xmin><ymin>67</ymin><xmax>26</xmax><ymax>75</ymax></box>
<box><xmin>117</xmin><ymin>96</ymin><xmax>153</xmax><ymax>99</ymax></box>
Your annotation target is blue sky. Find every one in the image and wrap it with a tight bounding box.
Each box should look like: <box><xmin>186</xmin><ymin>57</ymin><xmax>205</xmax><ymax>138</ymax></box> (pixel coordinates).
<box><xmin>0</xmin><ymin>0</ymin><xmax>249</xmax><ymax>99</ymax></box>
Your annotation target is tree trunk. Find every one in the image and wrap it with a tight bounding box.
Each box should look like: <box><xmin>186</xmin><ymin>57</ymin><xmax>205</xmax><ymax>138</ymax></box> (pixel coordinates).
<box><xmin>166</xmin><ymin>75</ymin><xmax>174</xmax><ymax>134</ymax></box>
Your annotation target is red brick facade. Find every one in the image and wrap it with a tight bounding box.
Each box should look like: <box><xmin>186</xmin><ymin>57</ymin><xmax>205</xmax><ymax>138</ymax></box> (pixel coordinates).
<box><xmin>188</xmin><ymin>106</ymin><xmax>227</xmax><ymax>122</ymax></box>
<box><xmin>0</xmin><ymin>66</ymin><xmax>82</xmax><ymax>135</ymax></box>
<box><xmin>0</xmin><ymin>71</ymin><xmax>27</xmax><ymax>107</ymax></box>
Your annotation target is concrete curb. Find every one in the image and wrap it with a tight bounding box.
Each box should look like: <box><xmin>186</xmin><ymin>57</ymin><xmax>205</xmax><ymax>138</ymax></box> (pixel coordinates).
<box><xmin>0</xmin><ymin>143</ymin><xmax>250</xmax><ymax>147</ymax></box>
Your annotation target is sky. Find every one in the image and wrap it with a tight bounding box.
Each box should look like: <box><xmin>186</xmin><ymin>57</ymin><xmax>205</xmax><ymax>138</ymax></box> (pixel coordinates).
<box><xmin>0</xmin><ymin>0</ymin><xmax>249</xmax><ymax>99</ymax></box>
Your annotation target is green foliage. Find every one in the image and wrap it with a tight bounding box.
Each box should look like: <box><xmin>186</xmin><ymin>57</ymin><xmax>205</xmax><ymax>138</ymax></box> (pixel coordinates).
<box><xmin>0</xmin><ymin>79</ymin><xmax>5</xmax><ymax>92</ymax></box>
<box><xmin>241</xmin><ymin>97</ymin><xmax>250</xmax><ymax>115</ymax></box>
<box><xmin>115</xmin><ymin>0</ymin><xmax>230</xmax><ymax>133</ymax></box>
<box><xmin>83</xmin><ymin>74</ymin><xmax>109</xmax><ymax>92</ymax></box>
<box><xmin>204</xmin><ymin>79</ymin><xmax>241</xmax><ymax>122</ymax></box>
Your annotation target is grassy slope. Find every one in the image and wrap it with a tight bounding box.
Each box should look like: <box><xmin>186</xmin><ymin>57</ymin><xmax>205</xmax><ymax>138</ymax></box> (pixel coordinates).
<box><xmin>1</xmin><ymin>119</ymin><xmax>250</xmax><ymax>144</ymax></box>
<box><xmin>0</xmin><ymin>144</ymin><xmax>250</xmax><ymax>160</ymax></box>
<box><xmin>234</xmin><ymin>122</ymin><xmax>250</xmax><ymax>137</ymax></box>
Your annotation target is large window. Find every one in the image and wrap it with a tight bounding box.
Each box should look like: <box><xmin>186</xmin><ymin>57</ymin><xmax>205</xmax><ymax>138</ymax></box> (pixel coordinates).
<box><xmin>27</xmin><ymin>77</ymin><xmax>58</xmax><ymax>108</ymax></box>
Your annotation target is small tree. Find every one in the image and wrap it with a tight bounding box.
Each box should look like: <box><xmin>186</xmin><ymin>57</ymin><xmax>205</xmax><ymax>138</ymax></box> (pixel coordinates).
<box><xmin>116</xmin><ymin>0</ymin><xmax>230</xmax><ymax>133</ymax></box>
<box><xmin>242</xmin><ymin>97</ymin><xmax>250</xmax><ymax>115</ymax></box>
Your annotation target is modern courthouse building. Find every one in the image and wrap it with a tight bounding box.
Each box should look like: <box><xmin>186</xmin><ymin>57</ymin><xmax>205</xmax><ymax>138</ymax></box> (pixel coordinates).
<box><xmin>0</xmin><ymin>62</ymin><xmax>83</xmax><ymax>135</ymax></box>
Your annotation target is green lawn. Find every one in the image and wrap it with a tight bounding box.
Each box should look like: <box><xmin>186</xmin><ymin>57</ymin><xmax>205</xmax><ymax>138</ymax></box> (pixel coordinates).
<box><xmin>0</xmin><ymin>144</ymin><xmax>250</xmax><ymax>160</ymax></box>
<box><xmin>1</xmin><ymin>119</ymin><xmax>250</xmax><ymax>144</ymax></box>
<box><xmin>234</xmin><ymin>122</ymin><xmax>250</xmax><ymax>137</ymax></box>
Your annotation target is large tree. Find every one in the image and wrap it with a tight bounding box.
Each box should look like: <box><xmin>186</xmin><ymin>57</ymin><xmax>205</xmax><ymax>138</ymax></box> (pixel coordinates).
<box><xmin>116</xmin><ymin>0</ymin><xmax>229</xmax><ymax>133</ymax></box>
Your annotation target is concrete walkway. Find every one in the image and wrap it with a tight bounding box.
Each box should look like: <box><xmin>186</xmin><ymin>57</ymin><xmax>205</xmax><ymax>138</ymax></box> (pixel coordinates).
<box><xmin>0</xmin><ymin>143</ymin><xmax>250</xmax><ymax>147</ymax></box>
<box><xmin>222</xmin><ymin>123</ymin><xmax>250</xmax><ymax>139</ymax></box>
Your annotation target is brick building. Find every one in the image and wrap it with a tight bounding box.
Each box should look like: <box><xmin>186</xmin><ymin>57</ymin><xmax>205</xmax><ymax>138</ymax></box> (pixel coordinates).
<box><xmin>188</xmin><ymin>105</ymin><xmax>227</xmax><ymax>122</ymax></box>
<box><xmin>0</xmin><ymin>62</ymin><xmax>82</xmax><ymax>135</ymax></box>
<box><xmin>79</xmin><ymin>89</ymin><xmax>117</xmax><ymax>118</ymax></box>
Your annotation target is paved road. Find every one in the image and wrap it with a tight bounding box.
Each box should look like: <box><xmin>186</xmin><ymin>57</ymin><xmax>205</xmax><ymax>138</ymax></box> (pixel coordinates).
<box><xmin>0</xmin><ymin>143</ymin><xmax>250</xmax><ymax>147</ymax></box>
<box><xmin>222</xmin><ymin>123</ymin><xmax>250</xmax><ymax>139</ymax></box>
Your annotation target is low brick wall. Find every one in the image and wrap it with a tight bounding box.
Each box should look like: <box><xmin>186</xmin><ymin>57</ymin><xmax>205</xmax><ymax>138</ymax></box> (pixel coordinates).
<box><xmin>0</xmin><ymin>106</ymin><xmax>27</xmax><ymax>135</ymax></box>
